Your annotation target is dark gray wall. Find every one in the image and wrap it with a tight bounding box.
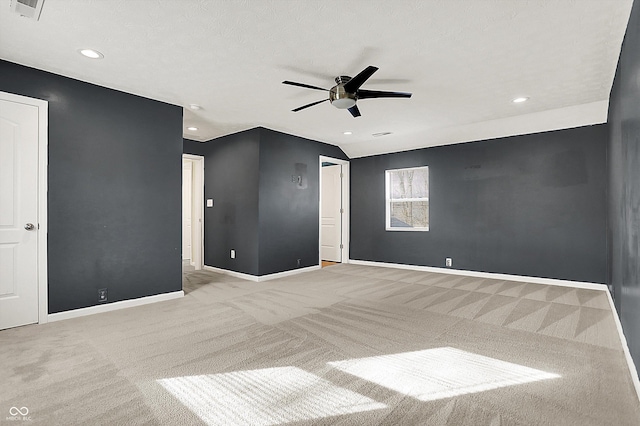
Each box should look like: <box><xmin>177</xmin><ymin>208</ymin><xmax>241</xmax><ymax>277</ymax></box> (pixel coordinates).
<box><xmin>184</xmin><ymin>130</ymin><xmax>260</xmax><ymax>275</ymax></box>
<box><xmin>184</xmin><ymin>127</ymin><xmax>348</xmax><ymax>276</ymax></box>
<box><xmin>258</xmin><ymin>128</ymin><xmax>348</xmax><ymax>275</ymax></box>
<box><xmin>351</xmin><ymin>125</ymin><xmax>608</xmax><ymax>283</ymax></box>
<box><xmin>0</xmin><ymin>60</ymin><xmax>183</xmax><ymax>314</ymax></box>
<box><xmin>608</xmin><ymin>0</ymin><xmax>640</xmax><ymax>369</ymax></box>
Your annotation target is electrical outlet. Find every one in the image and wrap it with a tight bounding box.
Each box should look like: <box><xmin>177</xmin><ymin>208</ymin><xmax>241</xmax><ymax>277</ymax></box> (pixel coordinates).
<box><xmin>230</xmin><ymin>249</ymin><xmax>235</xmax><ymax>259</ymax></box>
<box><xmin>98</xmin><ymin>288</ymin><xmax>107</xmax><ymax>302</ymax></box>
<box><xmin>445</xmin><ymin>258</ymin><xmax>452</xmax><ymax>267</ymax></box>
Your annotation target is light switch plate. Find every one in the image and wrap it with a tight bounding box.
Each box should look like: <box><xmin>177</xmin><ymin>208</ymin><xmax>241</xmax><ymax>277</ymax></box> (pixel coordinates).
<box><xmin>206</xmin><ymin>199</ymin><xmax>213</xmax><ymax>207</ymax></box>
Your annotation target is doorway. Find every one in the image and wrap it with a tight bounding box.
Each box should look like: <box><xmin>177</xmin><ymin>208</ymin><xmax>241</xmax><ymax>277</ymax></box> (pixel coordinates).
<box><xmin>182</xmin><ymin>154</ymin><xmax>204</xmax><ymax>271</ymax></box>
<box><xmin>319</xmin><ymin>156</ymin><xmax>349</xmax><ymax>267</ymax></box>
<box><xmin>0</xmin><ymin>91</ymin><xmax>48</xmax><ymax>330</ymax></box>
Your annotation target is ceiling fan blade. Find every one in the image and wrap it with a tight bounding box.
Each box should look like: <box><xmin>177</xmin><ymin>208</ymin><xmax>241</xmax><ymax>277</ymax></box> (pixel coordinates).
<box><xmin>348</xmin><ymin>105</ymin><xmax>361</xmax><ymax>118</ymax></box>
<box><xmin>292</xmin><ymin>99</ymin><xmax>328</xmax><ymax>112</ymax></box>
<box><xmin>282</xmin><ymin>81</ymin><xmax>328</xmax><ymax>91</ymax></box>
<box><xmin>343</xmin><ymin>66</ymin><xmax>379</xmax><ymax>93</ymax></box>
<box><xmin>356</xmin><ymin>89</ymin><xmax>412</xmax><ymax>99</ymax></box>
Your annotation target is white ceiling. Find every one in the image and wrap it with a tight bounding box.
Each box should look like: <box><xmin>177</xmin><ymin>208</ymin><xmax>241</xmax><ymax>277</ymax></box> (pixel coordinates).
<box><xmin>0</xmin><ymin>0</ymin><xmax>633</xmax><ymax>158</ymax></box>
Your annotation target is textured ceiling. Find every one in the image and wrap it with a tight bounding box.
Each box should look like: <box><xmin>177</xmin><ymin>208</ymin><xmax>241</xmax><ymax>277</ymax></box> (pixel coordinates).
<box><xmin>0</xmin><ymin>0</ymin><xmax>633</xmax><ymax>157</ymax></box>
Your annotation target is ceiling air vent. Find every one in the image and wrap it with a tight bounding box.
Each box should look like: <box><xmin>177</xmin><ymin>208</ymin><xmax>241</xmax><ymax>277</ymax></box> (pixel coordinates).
<box><xmin>10</xmin><ymin>0</ymin><xmax>45</xmax><ymax>21</ymax></box>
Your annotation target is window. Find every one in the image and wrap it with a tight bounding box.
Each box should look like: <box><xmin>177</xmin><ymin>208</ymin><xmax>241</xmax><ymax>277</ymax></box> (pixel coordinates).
<box><xmin>385</xmin><ymin>166</ymin><xmax>429</xmax><ymax>231</ymax></box>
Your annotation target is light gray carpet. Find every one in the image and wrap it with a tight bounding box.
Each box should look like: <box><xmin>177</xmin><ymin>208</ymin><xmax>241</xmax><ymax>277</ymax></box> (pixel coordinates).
<box><xmin>1</xmin><ymin>264</ymin><xmax>638</xmax><ymax>425</ymax></box>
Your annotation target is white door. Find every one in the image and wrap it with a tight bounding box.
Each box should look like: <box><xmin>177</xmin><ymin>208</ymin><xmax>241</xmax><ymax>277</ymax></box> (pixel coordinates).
<box><xmin>182</xmin><ymin>160</ymin><xmax>192</xmax><ymax>261</ymax></box>
<box><xmin>0</xmin><ymin>96</ymin><xmax>40</xmax><ymax>330</ymax></box>
<box><xmin>184</xmin><ymin>154</ymin><xmax>204</xmax><ymax>270</ymax></box>
<box><xmin>321</xmin><ymin>164</ymin><xmax>342</xmax><ymax>262</ymax></box>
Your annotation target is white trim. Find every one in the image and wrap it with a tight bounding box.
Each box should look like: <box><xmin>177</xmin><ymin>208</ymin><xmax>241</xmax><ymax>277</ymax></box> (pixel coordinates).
<box><xmin>203</xmin><ymin>264</ymin><xmax>320</xmax><ymax>282</ymax></box>
<box><xmin>342</xmin><ymin>162</ymin><xmax>350</xmax><ymax>264</ymax></box>
<box><xmin>260</xmin><ymin>265</ymin><xmax>320</xmax><ymax>281</ymax></box>
<box><xmin>347</xmin><ymin>259</ymin><xmax>606</xmax><ymax>291</ymax></box>
<box><xmin>604</xmin><ymin>290</ymin><xmax>640</xmax><ymax>402</ymax></box>
<box><xmin>183</xmin><ymin>154</ymin><xmax>204</xmax><ymax>271</ymax></box>
<box><xmin>0</xmin><ymin>92</ymin><xmax>50</xmax><ymax>326</ymax></box>
<box><xmin>319</xmin><ymin>156</ymin><xmax>350</xmax><ymax>266</ymax></box>
<box><xmin>203</xmin><ymin>265</ymin><xmax>259</xmax><ymax>282</ymax></box>
<box><xmin>37</xmin><ymin>96</ymin><xmax>48</xmax><ymax>325</ymax></box>
<box><xmin>385</xmin><ymin>166</ymin><xmax>429</xmax><ymax>232</ymax></box>
<box><xmin>47</xmin><ymin>291</ymin><xmax>184</xmax><ymax>322</ymax></box>
<box><xmin>385</xmin><ymin>226</ymin><xmax>430</xmax><ymax>232</ymax></box>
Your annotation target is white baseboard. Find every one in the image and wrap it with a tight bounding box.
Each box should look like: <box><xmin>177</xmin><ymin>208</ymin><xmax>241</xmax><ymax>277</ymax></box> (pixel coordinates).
<box><xmin>47</xmin><ymin>291</ymin><xmax>184</xmax><ymax>322</ymax></box>
<box><xmin>348</xmin><ymin>259</ymin><xmax>607</xmax><ymax>291</ymax></box>
<box><xmin>604</xmin><ymin>290</ymin><xmax>640</xmax><ymax>402</ymax></box>
<box><xmin>203</xmin><ymin>265</ymin><xmax>259</xmax><ymax>281</ymax></box>
<box><xmin>349</xmin><ymin>258</ymin><xmax>639</xmax><ymax>402</ymax></box>
<box><xmin>203</xmin><ymin>264</ymin><xmax>321</xmax><ymax>282</ymax></box>
<box><xmin>260</xmin><ymin>265</ymin><xmax>320</xmax><ymax>281</ymax></box>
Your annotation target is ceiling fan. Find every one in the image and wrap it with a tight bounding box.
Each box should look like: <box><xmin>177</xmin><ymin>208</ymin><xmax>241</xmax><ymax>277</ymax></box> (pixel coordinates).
<box><xmin>282</xmin><ymin>65</ymin><xmax>412</xmax><ymax>118</ymax></box>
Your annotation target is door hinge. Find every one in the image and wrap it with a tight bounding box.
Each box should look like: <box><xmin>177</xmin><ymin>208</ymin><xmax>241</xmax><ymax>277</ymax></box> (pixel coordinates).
<box><xmin>340</xmin><ymin>208</ymin><xmax>344</xmax><ymax>213</ymax></box>
<box><xmin>340</xmin><ymin>244</ymin><xmax>343</xmax><ymax>249</ymax></box>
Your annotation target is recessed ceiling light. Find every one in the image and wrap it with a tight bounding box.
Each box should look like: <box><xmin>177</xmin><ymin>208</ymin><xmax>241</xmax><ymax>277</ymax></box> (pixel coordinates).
<box><xmin>512</xmin><ymin>97</ymin><xmax>529</xmax><ymax>103</ymax></box>
<box><xmin>343</xmin><ymin>131</ymin><xmax>353</xmax><ymax>135</ymax></box>
<box><xmin>187</xmin><ymin>126</ymin><xmax>198</xmax><ymax>131</ymax></box>
<box><xmin>189</xmin><ymin>104</ymin><xmax>202</xmax><ymax>110</ymax></box>
<box><xmin>78</xmin><ymin>49</ymin><xmax>104</xmax><ymax>59</ymax></box>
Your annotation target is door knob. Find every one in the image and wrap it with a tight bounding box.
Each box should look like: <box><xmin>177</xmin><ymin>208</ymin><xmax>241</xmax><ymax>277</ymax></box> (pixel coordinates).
<box><xmin>24</xmin><ymin>223</ymin><xmax>35</xmax><ymax>230</ymax></box>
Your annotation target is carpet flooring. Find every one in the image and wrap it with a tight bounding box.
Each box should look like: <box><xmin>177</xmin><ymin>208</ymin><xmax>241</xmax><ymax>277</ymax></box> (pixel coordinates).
<box><xmin>1</xmin><ymin>264</ymin><xmax>638</xmax><ymax>425</ymax></box>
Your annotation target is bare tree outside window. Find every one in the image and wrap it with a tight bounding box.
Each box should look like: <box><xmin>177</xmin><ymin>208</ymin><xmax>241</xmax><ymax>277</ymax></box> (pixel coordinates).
<box><xmin>385</xmin><ymin>166</ymin><xmax>429</xmax><ymax>231</ymax></box>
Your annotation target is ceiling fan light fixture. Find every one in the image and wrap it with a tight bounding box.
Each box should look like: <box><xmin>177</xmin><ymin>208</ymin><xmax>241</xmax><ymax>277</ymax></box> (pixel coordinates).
<box><xmin>331</xmin><ymin>98</ymin><xmax>356</xmax><ymax>109</ymax></box>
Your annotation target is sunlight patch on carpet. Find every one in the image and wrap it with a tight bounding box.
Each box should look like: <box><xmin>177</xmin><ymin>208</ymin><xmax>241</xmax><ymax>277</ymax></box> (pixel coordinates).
<box><xmin>328</xmin><ymin>347</ymin><xmax>560</xmax><ymax>401</ymax></box>
<box><xmin>157</xmin><ymin>366</ymin><xmax>386</xmax><ymax>425</ymax></box>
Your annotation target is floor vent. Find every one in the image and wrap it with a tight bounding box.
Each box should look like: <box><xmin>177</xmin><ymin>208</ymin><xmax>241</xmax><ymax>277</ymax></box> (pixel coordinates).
<box><xmin>10</xmin><ymin>0</ymin><xmax>45</xmax><ymax>21</ymax></box>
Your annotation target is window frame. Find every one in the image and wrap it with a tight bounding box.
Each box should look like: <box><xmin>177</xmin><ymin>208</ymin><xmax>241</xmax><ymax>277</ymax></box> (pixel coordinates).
<box><xmin>385</xmin><ymin>165</ymin><xmax>429</xmax><ymax>232</ymax></box>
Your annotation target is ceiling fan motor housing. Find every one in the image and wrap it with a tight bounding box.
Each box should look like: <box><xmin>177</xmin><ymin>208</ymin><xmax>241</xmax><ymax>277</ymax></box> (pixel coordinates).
<box><xmin>330</xmin><ymin>76</ymin><xmax>356</xmax><ymax>109</ymax></box>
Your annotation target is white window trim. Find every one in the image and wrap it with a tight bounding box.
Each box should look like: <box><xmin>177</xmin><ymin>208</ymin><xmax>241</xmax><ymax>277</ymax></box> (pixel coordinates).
<box><xmin>385</xmin><ymin>166</ymin><xmax>429</xmax><ymax>232</ymax></box>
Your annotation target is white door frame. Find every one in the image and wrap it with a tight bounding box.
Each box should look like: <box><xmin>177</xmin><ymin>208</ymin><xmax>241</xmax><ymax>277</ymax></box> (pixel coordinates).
<box><xmin>183</xmin><ymin>154</ymin><xmax>204</xmax><ymax>270</ymax></box>
<box><xmin>1</xmin><ymin>91</ymin><xmax>48</xmax><ymax>325</ymax></box>
<box><xmin>319</xmin><ymin>156</ymin><xmax>349</xmax><ymax>266</ymax></box>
